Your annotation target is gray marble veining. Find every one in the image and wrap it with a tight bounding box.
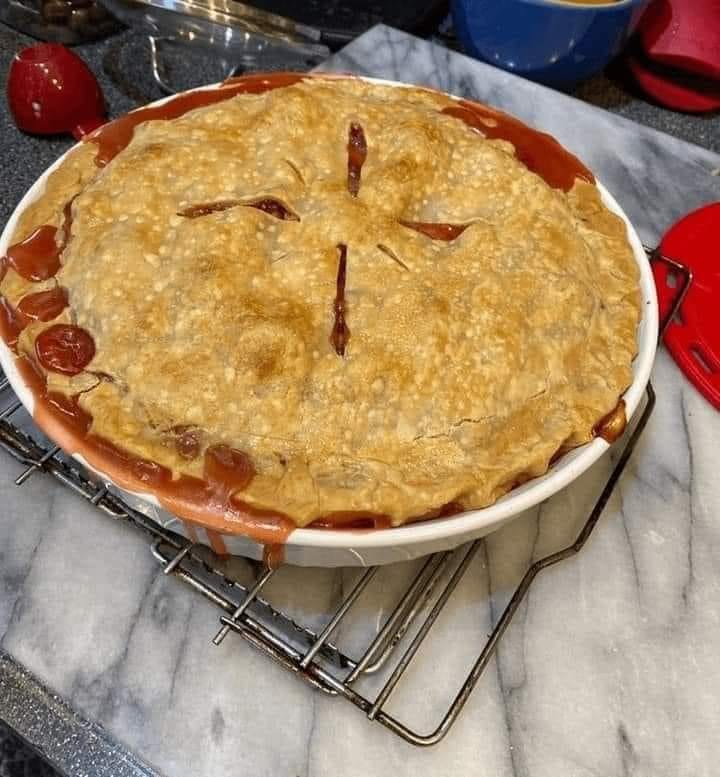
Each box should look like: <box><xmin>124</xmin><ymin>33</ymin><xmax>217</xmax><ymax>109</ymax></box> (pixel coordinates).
<box><xmin>1</xmin><ymin>25</ymin><xmax>720</xmax><ymax>777</ymax></box>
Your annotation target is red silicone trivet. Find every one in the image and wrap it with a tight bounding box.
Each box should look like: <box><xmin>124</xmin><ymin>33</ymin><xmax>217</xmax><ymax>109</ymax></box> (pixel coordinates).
<box><xmin>653</xmin><ymin>202</ymin><xmax>720</xmax><ymax>408</ymax></box>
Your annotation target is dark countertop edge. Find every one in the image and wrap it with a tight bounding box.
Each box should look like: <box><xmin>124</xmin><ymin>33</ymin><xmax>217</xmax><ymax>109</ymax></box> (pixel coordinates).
<box><xmin>0</xmin><ymin>650</ymin><xmax>160</xmax><ymax>777</ymax></box>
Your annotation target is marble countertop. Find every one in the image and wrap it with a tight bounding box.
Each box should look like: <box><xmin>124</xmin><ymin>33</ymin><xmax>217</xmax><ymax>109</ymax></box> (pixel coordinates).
<box><xmin>2</xmin><ymin>23</ymin><xmax>720</xmax><ymax>777</ymax></box>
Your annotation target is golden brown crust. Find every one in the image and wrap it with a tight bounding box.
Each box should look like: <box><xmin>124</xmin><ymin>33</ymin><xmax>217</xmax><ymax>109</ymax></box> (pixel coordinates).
<box><xmin>1</xmin><ymin>79</ymin><xmax>640</xmax><ymax>527</ymax></box>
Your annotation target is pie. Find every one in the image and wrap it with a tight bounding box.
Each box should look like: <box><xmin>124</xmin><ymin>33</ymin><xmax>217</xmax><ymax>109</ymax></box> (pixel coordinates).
<box><xmin>0</xmin><ymin>75</ymin><xmax>640</xmax><ymax>537</ymax></box>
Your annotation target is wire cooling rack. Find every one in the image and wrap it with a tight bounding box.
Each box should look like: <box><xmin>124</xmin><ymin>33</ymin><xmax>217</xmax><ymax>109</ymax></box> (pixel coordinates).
<box><xmin>0</xmin><ymin>247</ymin><xmax>691</xmax><ymax>745</ymax></box>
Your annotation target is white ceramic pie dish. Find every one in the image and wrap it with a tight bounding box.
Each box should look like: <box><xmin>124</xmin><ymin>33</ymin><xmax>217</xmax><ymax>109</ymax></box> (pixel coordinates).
<box><xmin>0</xmin><ymin>77</ymin><xmax>658</xmax><ymax>567</ymax></box>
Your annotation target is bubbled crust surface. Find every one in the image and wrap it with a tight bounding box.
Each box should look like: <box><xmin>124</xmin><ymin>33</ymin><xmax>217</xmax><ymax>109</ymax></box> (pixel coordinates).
<box><xmin>3</xmin><ymin>79</ymin><xmax>641</xmax><ymax>527</ymax></box>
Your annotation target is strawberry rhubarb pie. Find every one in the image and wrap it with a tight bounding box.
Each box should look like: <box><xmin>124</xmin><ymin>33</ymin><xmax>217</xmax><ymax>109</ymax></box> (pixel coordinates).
<box><xmin>0</xmin><ymin>75</ymin><xmax>640</xmax><ymax>542</ymax></box>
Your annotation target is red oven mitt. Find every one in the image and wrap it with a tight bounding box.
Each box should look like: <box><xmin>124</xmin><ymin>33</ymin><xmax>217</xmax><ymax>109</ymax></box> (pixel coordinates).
<box><xmin>627</xmin><ymin>0</ymin><xmax>720</xmax><ymax>112</ymax></box>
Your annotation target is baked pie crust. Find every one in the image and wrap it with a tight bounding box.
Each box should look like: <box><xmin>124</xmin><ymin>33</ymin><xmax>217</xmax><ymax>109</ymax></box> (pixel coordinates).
<box><xmin>0</xmin><ymin>76</ymin><xmax>640</xmax><ymax>536</ymax></box>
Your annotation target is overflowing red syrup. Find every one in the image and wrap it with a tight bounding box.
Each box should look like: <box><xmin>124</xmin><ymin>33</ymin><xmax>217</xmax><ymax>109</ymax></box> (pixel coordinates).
<box><xmin>16</xmin><ymin>286</ymin><xmax>68</xmax><ymax>324</ymax></box>
<box><xmin>206</xmin><ymin>530</ymin><xmax>229</xmax><ymax>556</ymax></box>
<box><xmin>593</xmin><ymin>399</ymin><xmax>627</xmax><ymax>444</ymax></box>
<box><xmin>87</xmin><ymin>73</ymin><xmax>304</xmax><ymax>167</ymax></box>
<box><xmin>330</xmin><ymin>243</ymin><xmax>350</xmax><ymax>356</ymax></box>
<box><xmin>347</xmin><ymin>122</ymin><xmax>367</xmax><ymax>197</ymax></box>
<box><xmin>156</xmin><ymin>475</ymin><xmax>295</xmax><ymax>545</ymax></box>
<box><xmin>178</xmin><ymin>197</ymin><xmax>298</xmax><ymax>221</ymax></box>
<box><xmin>310</xmin><ymin>513</ymin><xmax>392</xmax><ymax>530</ymax></box>
<box><xmin>4</xmin><ymin>226</ymin><xmax>61</xmax><ymax>281</ymax></box>
<box><xmin>172</xmin><ymin>425</ymin><xmax>202</xmax><ymax>460</ymax></box>
<box><xmin>91</xmin><ymin>433</ymin><xmax>173</xmax><ymax>487</ymax></box>
<box><xmin>2</xmin><ymin>197</ymin><xmax>74</xmax><ymax>282</ymax></box>
<box><xmin>262</xmin><ymin>543</ymin><xmax>285</xmax><ymax>569</ymax></box>
<box><xmin>35</xmin><ymin>323</ymin><xmax>95</xmax><ymax>375</ymax></box>
<box><xmin>0</xmin><ymin>299</ymin><xmax>22</xmax><ymax>347</ymax></box>
<box><xmin>399</xmin><ymin>220</ymin><xmax>469</xmax><ymax>241</ymax></box>
<box><xmin>20</xmin><ymin>352</ymin><xmax>296</xmax><ymax>540</ymax></box>
<box><xmin>441</xmin><ymin>102</ymin><xmax>593</xmax><ymax>193</ymax></box>
<box><xmin>1</xmin><ymin>287</ymin><xmax>71</xmax><ymax>361</ymax></box>
<box><xmin>308</xmin><ymin>501</ymin><xmax>463</xmax><ymax>530</ymax></box>
<box><xmin>204</xmin><ymin>444</ymin><xmax>255</xmax><ymax>493</ymax></box>
<box><xmin>46</xmin><ymin>391</ymin><xmax>93</xmax><ymax>435</ymax></box>
<box><xmin>14</xmin><ymin>356</ymin><xmax>93</xmax><ymax>439</ymax></box>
